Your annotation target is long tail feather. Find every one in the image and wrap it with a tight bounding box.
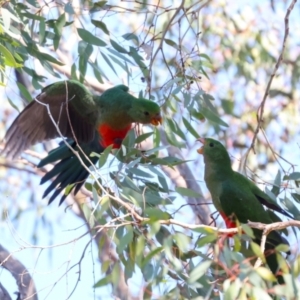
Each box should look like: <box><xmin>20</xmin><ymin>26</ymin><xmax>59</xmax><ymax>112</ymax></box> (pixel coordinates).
<box><xmin>39</xmin><ymin>133</ymin><xmax>104</xmax><ymax>205</ymax></box>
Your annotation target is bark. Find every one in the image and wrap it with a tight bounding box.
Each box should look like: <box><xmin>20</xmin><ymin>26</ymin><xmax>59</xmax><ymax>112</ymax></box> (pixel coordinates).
<box><xmin>0</xmin><ymin>244</ymin><xmax>38</xmax><ymax>300</ymax></box>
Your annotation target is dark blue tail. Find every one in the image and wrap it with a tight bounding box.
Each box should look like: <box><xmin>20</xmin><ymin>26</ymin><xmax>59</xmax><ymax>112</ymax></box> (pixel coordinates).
<box><xmin>38</xmin><ymin>134</ymin><xmax>104</xmax><ymax>205</ymax></box>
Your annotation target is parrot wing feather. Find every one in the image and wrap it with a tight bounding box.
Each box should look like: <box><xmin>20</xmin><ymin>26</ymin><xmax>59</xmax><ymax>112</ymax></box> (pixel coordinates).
<box><xmin>2</xmin><ymin>80</ymin><xmax>98</xmax><ymax>159</ymax></box>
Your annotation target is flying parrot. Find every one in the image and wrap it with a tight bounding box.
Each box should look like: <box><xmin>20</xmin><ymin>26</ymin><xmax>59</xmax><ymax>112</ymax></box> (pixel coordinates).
<box><xmin>197</xmin><ymin>137</ymin><xmax>293</xmax><ymax>284</ymax></box>
<box><xmin>2</xmin><ymin>80</ymin><xmax>162</xmax><ymax>204</ymax></box>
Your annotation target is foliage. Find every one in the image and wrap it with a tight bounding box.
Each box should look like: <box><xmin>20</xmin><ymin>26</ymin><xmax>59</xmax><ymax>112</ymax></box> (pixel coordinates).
<box><xmin>0</xmin><ymin>0</ymin><xmax>300</xmax><ymax>299</ymax></box>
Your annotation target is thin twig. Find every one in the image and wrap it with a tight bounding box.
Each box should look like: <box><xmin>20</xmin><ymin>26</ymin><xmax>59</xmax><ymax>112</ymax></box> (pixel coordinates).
<box><xmin>246</xmin><ymin>0</ymin><xmax>298</xmax><ymax>159</ymax></box>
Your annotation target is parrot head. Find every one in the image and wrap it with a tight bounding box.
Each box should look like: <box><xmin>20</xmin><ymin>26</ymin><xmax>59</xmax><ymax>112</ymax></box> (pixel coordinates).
<box><xmin>197</xmin><ymin>137</ymin><xmax>230</xmax><ymax>163</ymax></box>
<box><xmin>130</xmin><ymin>99</ymin><xmax>162</xmax><ymax>126</ymax></box>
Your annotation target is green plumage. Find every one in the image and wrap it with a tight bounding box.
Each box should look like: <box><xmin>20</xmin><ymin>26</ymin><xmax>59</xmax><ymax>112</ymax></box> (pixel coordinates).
<box><xmin>2</xmin><ymin>80</ymin><xmax>162</xmax><ymax>204</ymax></box>
<box><xmin>198</xmin><ymin>138</ymin><xmax>292</xmax><ymax>284</ymax></box>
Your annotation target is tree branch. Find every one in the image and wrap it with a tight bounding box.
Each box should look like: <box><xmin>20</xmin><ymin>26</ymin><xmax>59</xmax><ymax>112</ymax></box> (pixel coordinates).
<box><xmin>247</xmin><ymin>0</ymin><xmax>298</xmax><ymax>156</ymax></box>
<box><xmin>0</xmin><ymin>244</ymin><xmax>38</xmax><ymax>300</ymax></box>
<box><xmin>159</xmin><ymin>130</ymin><xmax>212</xmax><ymax>225</ymax></box>
<box><xmin>0</xmin><ymin>282</ymin><xmax>11</xmax><ymax>300</ymax></box>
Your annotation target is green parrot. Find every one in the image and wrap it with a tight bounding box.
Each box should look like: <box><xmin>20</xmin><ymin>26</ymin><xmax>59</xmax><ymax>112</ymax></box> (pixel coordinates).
<box><xmin>197</xmin><ymin>137</ymin><xmax>293</xmax><ymax>284</ymax></box>
<box><xmin>2</xmin><ymin>80</ymin><xmax>162</xmax><ymax>204</ymax></box>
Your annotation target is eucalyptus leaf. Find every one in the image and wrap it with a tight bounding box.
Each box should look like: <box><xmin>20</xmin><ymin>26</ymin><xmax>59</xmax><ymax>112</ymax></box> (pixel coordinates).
<box><xmin>77</xmin><ymin>28</ymin><xmax>106</xmax><ymax>46</ymax></box>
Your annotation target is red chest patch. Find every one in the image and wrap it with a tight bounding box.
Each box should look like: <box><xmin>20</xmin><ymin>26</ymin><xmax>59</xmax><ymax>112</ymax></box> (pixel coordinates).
<box><xmin>220</xmin><ymin>212</ymin><xmax>237</xmax><ymax>237</ymax></box>
<box><xmin>98</xmin><ymin>123</ymin><xmax>132</xmax><ymax>148</ymax></box>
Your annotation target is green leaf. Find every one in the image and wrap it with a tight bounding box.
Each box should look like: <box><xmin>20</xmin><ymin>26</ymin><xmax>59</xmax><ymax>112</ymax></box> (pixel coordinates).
<box><xmin>107</xmin><ymin>54</ymin><xmax>128</xmax><ymax>72</ymax></box>
<box><xmin>78</xmin><ymin>40</ymin><xmax>93</xmax><ymax>56</ymax></box>
<box><xmin>53</xmin><ymin>13</ymin><xmax>66</xmax><ymax>50</ymax></box>
<box><xmin>291</xmin><ymin>193</ymin><xmax>300</xmax><ymax>204</ymax></box>
<box><xmin>144</xmin><ymin>208</ymin><xmax>170</xmax><ymax>221</ymax></box>
<box><xmin>182</xmin><ymin>116</ymin><xmax>200</xmax><ymax>138</ymax></box>
<box><xmin>191</xmin><ymin>108</ymin><xmax>206</xmax><ymax>121</ymax></box>
<box><xmin>55</xmin><ymin>13</ymin><xmax>66</xmax><ymax>35</ymax></box>
<box><xmin>92</xmin><ymin>0</ymin><xmax>107</xmax><ymax>8</ymax></box>
<box><xmin>64</xmin><ymin>2</ymin><xmax>75</xmax><ymax>14</ymax></box>
<box><xmin>135</xmin><ymin>132</ymin><xmax>153</xmax><ymax>144</ymax></box>
<box><xmin>151</xmin><ymin>156</ymin><xmax>186</xmax><ymax>166</ymax></box>
<box><xmin>252</xmin><ymin>287</ymin><xmax>273</xmax><ymax>300</ymax></box>
<box><xmin>201</xmin><ymin>107</ymin><xmax>228</xmax><ymax>127</ymax></box>
<box><xmin>142</xmin><ymin>263</ymin><xmax>154</xmax><ymax>281</ymax></box>
<box><xmin>275</xmin><ymin>244</ymin><xmax>290</xmax><ymax>253</ymax></box>
<box><xmin>101</xmin><ymin>51</ymin><xmax>117</xmax><ymax>75</ymax></box>
<box><xmin>70</xmin><ymin>62</ymin><xmax>77</xmax><ymax>80</ymax></box>
<box><xmin>122</xmin><ymin>33</ymin><xmax>139</xmax><ymax>43</ymax></box>
<box><xmin>255</xmin><ymin>267</ymin><xmax>276</xmax><ymax>281</ymax></box>
<box><xmin>91</xmin><ymin>19</ymin><xmax>110</xmax><ymax>35</ymax></box>
<box><xmin>26</xmin><ymin>0</ymin><xmax>38</xmax><ymax>7</ymax></box>
<box><xmin>166</xmin><ymin>118</ymin><xmax>186</xmax><ymax>141</ymax></box>
<box><xmin>94</xmin><ymin>275</ymin><xmax>111</xmax><ymax>288</ymax></box>
<box><xmin>117</xmin><ymin>226</ymin><xmax>134</xmax><ymax>253</ymax></box>
<box><xmin>153</xmin><ymin>127</ymin><xmax>161</xmax><ymax>148</ymax></box>
<box><xmin>164</xmin><ymin>121</ymin><xmax>185</xmax><ymax>148</ymax></box>
<box><xmin>7</xmin><ymin>97</ymin><xmax>20</xmax><ymax>112</ymax></box>
<box><xmin>241</xmin><ymin>224</ymin><xmax>254</xmax><ymax>238</ymax></box>
<box><xmin>110</xmin><ymin>39</ymin><xmax>128</xmax><ymax>53</ymax></box>
<box><xmin>20</xmin><ymin>12</ymin><xmax>43</xmax><ymax>21</ymax></box>
<box><xmin>81</xmin><ymin>203</ymin><xmax>95</xmax><ymax>227</ymax></box>
<box><xmin>39</xmin><ymin>60</ymin><xmax>61</xmax><ymax>77</ymax></box>
<box><xmin>121</xmin><ymin>177</ymin><xmax>140</xmax><ymax>192</ymax></box>
<box><xmin>283</xmin><ymin>172</ymin><xmax>300</xmax><ymax>180</ymax></box>
<box><xmin>164</xmin><ymin>38</ymin><xmax>180</xmax><ymax>50</ymax></box>
<box><xmin>106</xmin><ymin>48</ymin><xmax>134</xmax><ymax>65</ymax></box>
<box><xmin>92</xmin><ymin>186</ymin><xmax>99</xmax><ymax>204</ymax></box>
<box><xmin>77</xmin><ymin>28</ymin><xmax>106</xmax><ymax>46</ymax></box>
<box><xmin>135</xmin><ymin>237</ymin><xmax>145</xmax><ymax>267</ymax></box>
<box><xmin>98</xmin><ymin>145</ymin><xmax>113</xmax><ymax>168</ymax></box>
<box><xmin>199</xmin><ymin>53</ymin><xmax>212</xmax><ymax>62</ymax></box>
<box><xmin>188</xmin><ymin>260</ymin><xmax>212</xmax><ymax>283</ymax></box>
<box><xmin>89</xmin><ymin>60</ymin><xmax>105</xmax><ymax>83</ymax></box>
<box><xmin>38</xmin><ymin>51</ymin><xmax>64</xmax><ymax>66</ymax></box>
<box><xmin>39</xmin><ymin>18</ymin><xmax>45</xmax><ymax>45</ymax></box>
<box><xmin>176</xmin><ymin>187</ymin><xmax>202</xmax><ymax>198</ymax></box>
<box><xmin>280</xmin><ymin>196</ymin><xmax>300</xmax><ymax>219</ymax></box>
<box><xmin>221</xmin><ymin>98</ymin><xmax>234</xmax><ymax>115</ymax></box>
<box><xmin>0</xmin><ymin>44</ymin><xmax>22</xmax><ymax>67</ymax></box>
<box><xmin>17</xmin><ymin>82</ymin><xmax>32</xmax><ymax>102</ymax></box>
<box><xmin>128</xmin><ymin>167</ymin><xmax>154</xmax><ymax>179</ymax></box>
<box><xmin>78</xmin><ymin>56</ymin><xmax>87</xmax><ymax>82</ymax></box>
<box><xmin>129</xmin><ymin>47</ymin><xmax>149</xmax><ymax>78</ymax></box>
<box><xmin>224</xmin><ymin>278</ymin><xmax>241</xmax><ymax>300</ymax></box>
<box><xmin>271</xmin><ymin>170</ymin><xmax>281</xmax><ymax>196</ymax></box>
<box><xmin>197</xmin><ymin>234</ymin><xmax>217</xmax><ymax>248</ymax></box>
<box><xmin>250</xmin><ymin>242</ymin><xmax>265</xmax><ymax>261</ymax></box>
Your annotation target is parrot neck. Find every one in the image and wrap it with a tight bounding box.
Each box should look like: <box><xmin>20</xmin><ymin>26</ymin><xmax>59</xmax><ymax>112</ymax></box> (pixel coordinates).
<box><xmin>98</xmin><ymin>123</ymin><xmax>132</xmax><ymax>148</ymax></box>
<box><xmin>204</xmin><ymin>161</ymin><xmax>233</xmax><ymax>182</ymax></box>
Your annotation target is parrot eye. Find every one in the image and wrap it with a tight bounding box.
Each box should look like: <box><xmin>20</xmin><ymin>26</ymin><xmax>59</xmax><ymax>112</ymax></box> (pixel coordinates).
<box><xmin>209</xmin><ymin>142</ymin><xmax>214</xmax><ymax>147</ymax></box>
<box><xmin>144</xmin><ymin>111</ymin><xmax>150</xmax><ymax>116</ymax></box>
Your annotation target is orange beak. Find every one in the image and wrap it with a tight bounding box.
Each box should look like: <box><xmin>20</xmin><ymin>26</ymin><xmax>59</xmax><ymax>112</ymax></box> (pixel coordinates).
<box><xmin>151</xmin><ymin>113</ymin><xmax>162</xmax><ymax>126</ymax></box>
<box><xmin>196</xmin><ymin>137</ymin><xmax>205</xmax><ymax>154</ymax></box>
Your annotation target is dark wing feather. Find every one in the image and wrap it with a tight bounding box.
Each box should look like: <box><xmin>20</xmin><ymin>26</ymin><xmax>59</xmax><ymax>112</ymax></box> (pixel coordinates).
<box><xmin>233</xmin><ymin>171</ymin><xmax>294</xmax><ymax>220</ymax></box>
<box><xmin>255</xmin><ymin>194</ymin><xmax>294</xmax><ymax>219</ymax></box>
<box><xmin>220</xmin><ymin>178</ymin><xmax>290</xmax><ymax>248</ymax></box>
<box><xmin>38</xmin><ymin>134</ymin><xmax>104</xmax><ymax>205</ymax></box>
<box><xmin>2</xmin><ymin>81</ymin><xmax>98</xmax><ymax>159</ymax></box>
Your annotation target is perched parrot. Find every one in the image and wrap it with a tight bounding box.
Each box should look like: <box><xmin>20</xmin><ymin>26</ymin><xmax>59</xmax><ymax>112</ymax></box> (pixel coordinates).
<box><xmin>2</xmin><ymin>80</ymin><xmax>162</xmax><ymax>204</ymax></box>
<box><xmin>197</xmin><ymin>137</ymin><xmax>292</xmax><ymax>284</ymax></box>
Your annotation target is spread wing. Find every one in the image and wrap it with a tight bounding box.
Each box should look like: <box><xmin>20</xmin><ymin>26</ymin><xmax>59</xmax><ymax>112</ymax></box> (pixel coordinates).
<box><xmin>2</xmin><ymin>80</ymin><xmax>99</xmax><ymax>159</ymax></box>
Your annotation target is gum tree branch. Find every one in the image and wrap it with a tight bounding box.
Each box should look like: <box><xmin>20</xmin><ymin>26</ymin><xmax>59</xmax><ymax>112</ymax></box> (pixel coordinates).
<box><xmin>159</xmin><ymin>130</ymin><xmax>211</xmax><ymax>225</ymax></box>
<box><xmin>0</xmin><ymin>244</ymin><xmax>38</xmax><ymax>300</ymax></box>
<box><xmin>0</xmin><ymin>282</ymin><xmax>11</xmax><ymax>300</ymax></box>
<box><xmin>247</xmin><ymin>0</ymin><xmax>298</xmax><ymax>158</ymax></box>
